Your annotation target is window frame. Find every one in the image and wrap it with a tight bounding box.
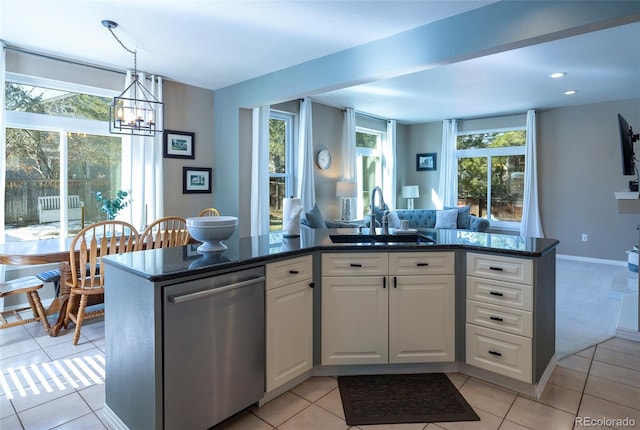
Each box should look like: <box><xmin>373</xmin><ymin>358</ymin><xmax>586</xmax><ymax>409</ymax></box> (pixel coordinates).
<box><xmin>456</xmin><ymin>126</ymin><xmax>526</xmax><ymax>231</ymax></box>
<box><xmin>268</xmin><ymin>109</ymin><xmax>297</xmax><ymax>231</ymax></box>
<box><xmin>355</xmin><ymin>126</ymin><xmax>384</xmax><ymax>218</ymax></box>
<box><xmin>4</xmin><ymin>73</ymin><xmax>120</xmax><ymax>240</ymax></box>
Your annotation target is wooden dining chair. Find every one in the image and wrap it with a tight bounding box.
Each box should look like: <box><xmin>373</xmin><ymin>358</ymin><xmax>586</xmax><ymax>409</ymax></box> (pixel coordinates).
<box><xmin>198</xmin><ymin>207</ymin><xmax>220</xmax><ymax>217</ymax></box>
<box><xmin>137</xmin><ymin>216</ymin><xmax>191</xmax><ymax>251</ymax></box>
<box><xmin>64</xmin><ymin>220</ymin><xmax>139</xmax><ymax>345</ymax></box>
<box><xmin>0</xmin><ymin>276</ymin><xmax>50</xmax><ymax>332</ymax></box>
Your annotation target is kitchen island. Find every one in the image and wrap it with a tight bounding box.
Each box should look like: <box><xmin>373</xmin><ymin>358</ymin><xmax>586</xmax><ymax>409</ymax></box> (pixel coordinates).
<box><xmin>102</xmin><ymin>228</ymin><xmax>558</xmax><ymax>430</ymax></box>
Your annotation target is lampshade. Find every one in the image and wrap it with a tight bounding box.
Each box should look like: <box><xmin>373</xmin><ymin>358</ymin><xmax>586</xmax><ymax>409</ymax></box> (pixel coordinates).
<box><xmin>336</xmin><ymin>181</ymin><xmax>357</xmax><ymax>198</ymax></box>
<box><xmin>401</xmin><ymin>185</ymin><xmax>419</xmax><ymax>199</ymax></box>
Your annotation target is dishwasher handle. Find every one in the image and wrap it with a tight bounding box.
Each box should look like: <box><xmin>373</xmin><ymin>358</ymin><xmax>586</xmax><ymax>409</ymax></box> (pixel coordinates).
<box><xmin>168</xmin><ymin>276</ymin><xmax>266</xmax><ymax>304</ymax></box>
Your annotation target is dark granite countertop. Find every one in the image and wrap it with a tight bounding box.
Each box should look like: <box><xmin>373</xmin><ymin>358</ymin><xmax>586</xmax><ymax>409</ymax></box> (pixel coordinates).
<box><xmin>103</xmin><ymin>228</ymin><xmax>559</xmax><ymax>283</ymax></box>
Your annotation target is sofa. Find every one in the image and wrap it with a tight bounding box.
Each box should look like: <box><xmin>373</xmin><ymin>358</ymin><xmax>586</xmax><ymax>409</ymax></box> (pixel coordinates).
<box><xmin>393</xmin><ymin>207</ymin><xmax>490</xmax><ymax>232</ymax></box>
<box><xmin>301</xmin><ymin>203</ymin><xmax>490</xmax><ymax>232</ymax></box>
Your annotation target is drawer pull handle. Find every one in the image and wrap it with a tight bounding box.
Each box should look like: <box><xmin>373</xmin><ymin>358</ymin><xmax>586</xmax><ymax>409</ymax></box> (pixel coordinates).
<box><xmin>383</xmin><ymin>277</ymin><xmax>386</xmax><ymax>289</ymax></box>
<box><xmin>289</xmin><ymin>270</ymin><xmax>299</xmax><ymax>274</ymax></box>
<box><xmin>489</xmin><ymin>266</ymin><xmax>504</xmax><ymax>271</ymax></box>
<box><xmin>490</xmin><ymin>316</ymin><xmax>504</xmax><ymax>322</ymax></box>
<box><xmin>350</xmin><ymin>263</ymin><xmax>362</xmax><ymax>268</ymax></box>
<box><xmin>394</xmin><ymin>276</ymin><xmax>397</xmax><ymax>288</ymax></box>
<box><xmin>416</xmin><ymin>262</ymin><xmax>429</xmax><ymax>267</ymax></box>
<box><xmin>488</xmin><ymin>350</ymin><xmax>502</xmax><ymax>357</ymax></box>
<box><xmin>489</xmin><ymin>291</ymin><xmax>504</xmax><ymax>297</ymax></box>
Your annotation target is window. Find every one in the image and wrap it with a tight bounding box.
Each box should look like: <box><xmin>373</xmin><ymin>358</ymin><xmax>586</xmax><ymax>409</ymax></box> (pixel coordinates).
<box><xmin>456</xmin><ymin>130</ymin><xmax>526</xmax><ymax>229</ymax></box>
<box><xmin>355</xmin><ymin>127</ymin><xmax>383</xmax><ymax>218</ymax></box>
<box><xmin>4</xmin><ymin>74</ymin><xmax>121</xmax><ymax>241</ymax></box>
<box><xmin>268</xmin><ymin>111</ymin><xmax>295</xmax><ymax>231</ymax></box>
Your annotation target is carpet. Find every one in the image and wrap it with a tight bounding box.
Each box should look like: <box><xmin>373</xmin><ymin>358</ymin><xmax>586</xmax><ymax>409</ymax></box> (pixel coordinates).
<box><xmin>555</xmin><ymin>258</ymin><xmax>628</xmax><ymax>358</ymax></box>
<box><xmin>337</xmin><ymin>373</ymin><xmax>480</xmax><ymax>426</ymax></box>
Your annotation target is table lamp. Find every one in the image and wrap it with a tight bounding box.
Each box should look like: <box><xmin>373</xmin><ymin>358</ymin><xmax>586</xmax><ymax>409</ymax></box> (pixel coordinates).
<box><xmin>401</xmin><ymin>185</ymin><xmax>419</xmax><ymax>209</ymax></box>
<box><xmin>336</xmin><ymin>181</ymin><xmax>357</xmax><ymax>220</ymax></box>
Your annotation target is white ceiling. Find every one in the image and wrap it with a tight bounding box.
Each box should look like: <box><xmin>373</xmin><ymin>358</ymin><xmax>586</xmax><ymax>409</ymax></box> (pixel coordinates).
<box><xmin>2</xmin><ymin>0</ymin><xmax>639</xmax><ymax>124</ymax></box>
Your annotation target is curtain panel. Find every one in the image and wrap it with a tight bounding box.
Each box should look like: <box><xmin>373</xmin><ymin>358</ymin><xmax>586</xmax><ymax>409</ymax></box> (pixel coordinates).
<box><xmin>297</xmin><ymin>97</ymin><xmax>315</xmax><ymax>210</ymax></box>
<box><xmin>251</xmin><ymin>106</ymin><xmax>270</xmax><ymax>236</ymax></box>
<box><xmin>437</xmin><ymin>119</ymin><xmax>458</xmax><ymax>209</ymax></box>
<box><xmin>383</xmin><ymin>120</ymin><xmax>397</xmax><ymax>209</ymax></box>
<box><xmin>520</xmin><ymin>110</ymin><xmax>544</xmax><ymax>237</ymax></box>
<box><xmin>121</xmin><ymin>71</ymin><xmax>164</xmax><ymax>231</ymax></box>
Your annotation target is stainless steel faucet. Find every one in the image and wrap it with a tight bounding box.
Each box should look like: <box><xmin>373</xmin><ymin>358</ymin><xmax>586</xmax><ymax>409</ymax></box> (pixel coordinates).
<box><xmin>369</xmin><ymin>186</ymin><xmax>385</xmax><ymax>235</ymax></box>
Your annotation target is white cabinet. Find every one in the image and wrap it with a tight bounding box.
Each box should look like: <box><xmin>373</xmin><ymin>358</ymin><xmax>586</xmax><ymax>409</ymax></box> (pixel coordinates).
<box><xmin>465</xmin><ymin>252</ymin><xmax>533</xmax><ymax>383</ymax></box>
<box><xmin>322</xmin><ymin>252</ymin><xmax>455</xmax><ymax>365</ymax></box>
<box><xmin>266</xmin><ymin>256</ymin><xmax>313</xmax><ymax>392</ymax></box>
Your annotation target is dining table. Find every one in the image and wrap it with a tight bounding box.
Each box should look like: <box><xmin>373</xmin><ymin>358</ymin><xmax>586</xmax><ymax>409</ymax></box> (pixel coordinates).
<box><xmin>0</xmin><ymin>237</ymin><xmax>83</xmax><ymax>337</ymax></box>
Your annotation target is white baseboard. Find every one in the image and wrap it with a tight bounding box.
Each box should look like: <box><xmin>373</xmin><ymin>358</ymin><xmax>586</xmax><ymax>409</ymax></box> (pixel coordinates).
<box><xmin>102</xmin><ymin>404</ymin><xmax>129</xmax><ymax>430</ymax></box>
<box><xmin>557</xmin><ymin>254</ymin><xmax>627</xmax><ymax>267</ymax></box>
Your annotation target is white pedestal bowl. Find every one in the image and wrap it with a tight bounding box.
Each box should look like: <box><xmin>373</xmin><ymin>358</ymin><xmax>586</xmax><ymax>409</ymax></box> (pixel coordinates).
<box><xmin>186</xmin><ymin>216</ymin><xmax>238</xmax><ymax>252</ymax></box>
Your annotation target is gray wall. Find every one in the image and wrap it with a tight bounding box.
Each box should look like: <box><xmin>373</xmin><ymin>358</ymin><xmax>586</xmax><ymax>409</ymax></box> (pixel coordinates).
<box><xmin>399</xmin><ymin>99</ymin><xmax>640</xmax><ymax>261</ymax></box>
<box><xmin>539</xmin><ymin>98</ymin><xmax>640</xmax><ymax>260</ymax></box>
<box><xmin>162</xmin><ymin>81</ymin><xmax>215</xmax><ymax>219</ymax></box>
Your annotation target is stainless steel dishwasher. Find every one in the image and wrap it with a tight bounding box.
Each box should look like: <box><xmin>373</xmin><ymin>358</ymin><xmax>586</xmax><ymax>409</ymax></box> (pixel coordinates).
<box><xmin>163</xmin><ymin>266</ymin><xmax>265</xmax><ymax>429</ymax></box>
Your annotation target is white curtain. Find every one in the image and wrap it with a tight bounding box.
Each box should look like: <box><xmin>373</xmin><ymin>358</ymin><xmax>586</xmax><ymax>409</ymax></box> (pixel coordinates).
<box><xmin>342</xmin><ymin>108</ymin><xmax>356</xmax><ymax>181</ymax></box>
<box><xmin>251</xmin><ymin>106</ymin><xmax>270</xmax><ymax>235</ymax></box>
<box><xmin>121</xmin><ymin>71</ymin><xmax>164</xmax><ymax>231</ymax></box>
<box><xmin>437</xmin><ymin>119</ymin><xmax>458</xmax><ymax>209</ymax></box>
<box><xmin>520</xmin><ymin>110</ymin><xmax>544</xmax><ymax>237</ymax></box>
<box><xmin>383</xmin><ymin>120</ymin><xmax>397</xmax><ymax>209</ymax></box>
<box><xmin>297</xmin><ymin>97</ymin><xmax>315</xmax><ymax>210</ymax></box>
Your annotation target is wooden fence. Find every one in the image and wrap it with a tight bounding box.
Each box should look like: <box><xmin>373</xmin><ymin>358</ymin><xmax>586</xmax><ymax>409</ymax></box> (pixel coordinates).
<box><xmin>5</xmin><ymin>179</ymin><xmax>113</xmax><ymax>225</ymax></box>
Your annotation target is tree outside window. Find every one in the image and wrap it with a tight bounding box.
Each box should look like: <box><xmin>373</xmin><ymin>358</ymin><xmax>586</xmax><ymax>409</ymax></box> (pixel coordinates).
<box><xmin>456</xmin><ymin>130</ymin><xmax>526</xmax><ymax>227</ymax></box>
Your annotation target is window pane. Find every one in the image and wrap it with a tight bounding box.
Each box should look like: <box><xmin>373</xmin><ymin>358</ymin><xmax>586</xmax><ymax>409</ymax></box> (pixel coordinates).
<box><xmin>356</xmin><ymin>131</ymin><xmax>378</xmax><ymax>149</ymax></box>
<box><xmin>269</xmin><ymin>118</ymin><xmax>286</xmax><ymax>174</ymax></box>
<box><xmin>458</xmin><ymin>157</ymin><xmax>488</xmax><ymax>217</ymax></box>
<box><xmin>68</xmin><ymin>133</ymin><xmax>123</xmax><ymax>228</ymax></box>
<box><xmin>6</xmin><ymin>82</ymin><xmax>110</xmax><ymax>121</ymax></box>
<box><xmin>5</xmin><ymin>128</ymin><xmax>61</xmax><ymax>238</ymax></box>
<box><xmin>359</xmin><ymin>155</ymin><xmax>380</xmax><ymax>218</ymax></box>
<box><xmin>490</xmin><ymin>155</ymin><xmax>525</xmax><ymax>222</ymax></box>
<box><xmin>457</xmin><ymin>130</ymin><xmax>525</xmax><ymax>150</ymax></box>
<box><xmin>269</xmin><ymin>177</ymin><xmax>285</xmax><ymax>231</ymax></box>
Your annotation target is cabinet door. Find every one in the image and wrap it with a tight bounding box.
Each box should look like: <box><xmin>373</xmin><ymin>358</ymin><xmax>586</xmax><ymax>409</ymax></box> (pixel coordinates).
<box><xmin>389</xmin><ymin>275</ymin><xmax>455</xmax><ymax>363</ymax></box>
<box><xmin>321</xmin><ymin>276</ymin><xmax>388</xmax><ymax>365</ymax></box>
<box><xmin>266</xmin><ymin>280</ymin><xmax>313</xmax><ymax>392</ymax></box>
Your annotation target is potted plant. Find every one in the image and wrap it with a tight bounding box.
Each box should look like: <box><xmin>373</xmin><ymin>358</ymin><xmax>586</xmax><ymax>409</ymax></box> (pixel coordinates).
<box><xmin>95</xmin><ymin>190</ymin><xmax>132</xmax><ymax>220</ymax></box>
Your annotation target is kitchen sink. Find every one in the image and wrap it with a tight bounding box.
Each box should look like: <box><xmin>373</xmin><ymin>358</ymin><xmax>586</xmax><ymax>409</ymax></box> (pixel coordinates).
<box><xmin>329</xmin><ymin>233</ymin><xmax>436</xmax><ymax>244</ymax></box>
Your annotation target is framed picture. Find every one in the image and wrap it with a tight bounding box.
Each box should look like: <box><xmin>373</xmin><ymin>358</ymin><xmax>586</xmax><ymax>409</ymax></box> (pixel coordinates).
<box><xmin>416</xmin><ymin>153</ymin><xmax>437</xmax><ymax>171</ymax></box>
<box><xmin>164</xmin><ymin>130</ymin><xmax>195</xmax><ymax>159</ymax></box>
<box><xmin>183</xmin><ymin>167</ymin><xmax>212</xmax><ymax>194</ymax></box>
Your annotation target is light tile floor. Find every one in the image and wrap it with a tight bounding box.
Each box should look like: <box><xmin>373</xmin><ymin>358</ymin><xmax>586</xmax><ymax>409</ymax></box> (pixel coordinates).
<box><xmin>1</xmin><ymin>257</ymin><xmax>639</xmax><ymax>430</ymax></box>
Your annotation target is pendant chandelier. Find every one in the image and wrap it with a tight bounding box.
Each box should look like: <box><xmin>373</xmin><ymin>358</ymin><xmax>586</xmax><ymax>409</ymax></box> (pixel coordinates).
<box><xmin>102</xmin><ymin>20</ymin><xmax>164</xmax><ymax>137</ymax></box>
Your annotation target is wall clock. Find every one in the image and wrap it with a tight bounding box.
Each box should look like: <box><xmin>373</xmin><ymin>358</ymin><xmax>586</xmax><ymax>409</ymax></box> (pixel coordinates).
<box><xmin>316</xmin><ymin>149</ymin><xmax>332</xmax><ymax>170</ymax></box>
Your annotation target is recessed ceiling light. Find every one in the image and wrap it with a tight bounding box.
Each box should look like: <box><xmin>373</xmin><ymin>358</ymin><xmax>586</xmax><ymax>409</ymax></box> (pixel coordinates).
<box><xmin>549</xmin><ymin>72</ymin><xmax>567</xmax><ymax>78</ymax></box>
<box><xmin>564</xmin><ymin>90</ymin><xmax>577</xmax><ymax>95</ymax></box>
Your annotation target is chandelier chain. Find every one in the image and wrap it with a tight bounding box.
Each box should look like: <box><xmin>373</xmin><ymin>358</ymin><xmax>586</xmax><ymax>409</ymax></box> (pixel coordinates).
<box><xmin>107</xmin><ymin>26</ymin><xmax>137</xmax><ymax>73</ymax></box>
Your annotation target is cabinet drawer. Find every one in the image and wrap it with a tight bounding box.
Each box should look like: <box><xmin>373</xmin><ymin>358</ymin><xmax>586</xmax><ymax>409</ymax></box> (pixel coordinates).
<box><xmin>466</xmin><ymin>324</ymin><xmax>532</xmax><ymax>383</ymax></box>
<box><xmin>322</xmin><ymin>253</ymin><xmax>388</xmax><ymax>276</ymax></box>
<box><xmin>467</xmin><ymin>253</ymin><xmax>533</xmax><ymax>285</ymax></box>
<box><xmin>466</xmin><ymin>300</ymin><xmax>532</xmax><ymax>337</ymax></box>
<box><xmin>466</xmin><ymin>276</ymin><xmax>533</xmax><ymax>311</ymax></box>
<box><xmin>266</xmin><ymin>255</ymin><xmax>313</xmax><ymax>290</ymax></box>
<box><xmin>389</xmin><ymin>252</ymin><xmax>454</xmax><ymax>275</ymax></box>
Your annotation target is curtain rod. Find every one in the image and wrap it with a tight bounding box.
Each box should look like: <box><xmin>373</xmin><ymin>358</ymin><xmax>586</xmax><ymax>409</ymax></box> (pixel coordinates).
<box><xmin>4</xmin><ymin>44</ymin><xmax>126</xmax><ymax>76</ymax></box>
